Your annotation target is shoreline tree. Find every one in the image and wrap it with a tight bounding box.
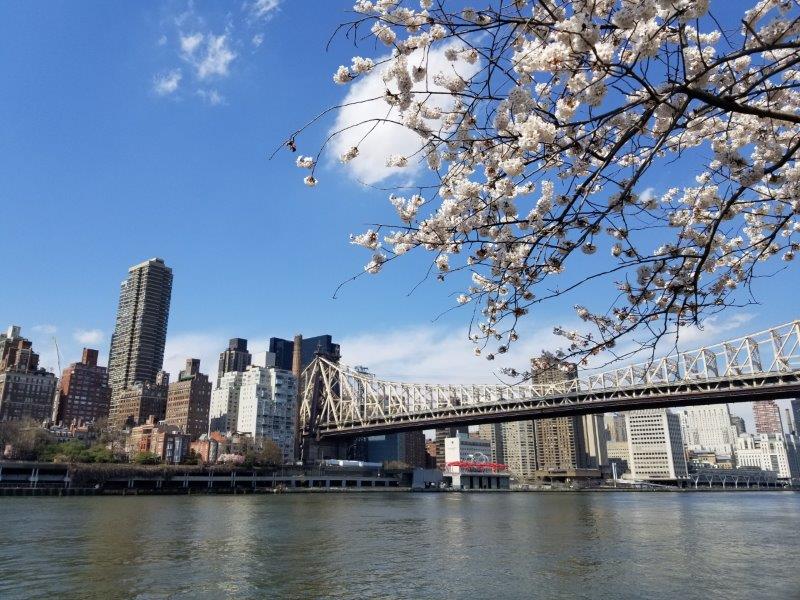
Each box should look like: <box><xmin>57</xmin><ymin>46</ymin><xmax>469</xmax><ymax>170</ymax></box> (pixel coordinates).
<box><xmin>286</xmin><ymin>0</ymin><xmax>800</xmax><ymax>376</ymax></box>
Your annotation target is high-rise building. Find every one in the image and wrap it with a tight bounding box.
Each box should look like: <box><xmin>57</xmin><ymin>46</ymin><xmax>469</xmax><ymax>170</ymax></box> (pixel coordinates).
<box><xmin>730</xmin><ymin>414</ymin><xmax>747</xmax><ymax>436</ymax></box>
<box><xmin>477</xmin><ymin>422</ymin><xmax>506</xmax><ymax>464</ymax></box>
<box><xmin>165</xmin><ymin>359</ymin><xmax>212</xmax><ymax>439</ymax></box>
<box><xmin>791</xmin><ymin>399</ymin><xmax>800</xmax><ymax>436</ymax></box>
<box><xmin>107</xmin><ymin>258</ymin><xmax>172</xmax><ymax>421</ymax></box>
<box><xmin>53</xmin><ymin>348</ymin><xmax>111</xmax><ymax>425</ymax></box>
<box><xmin>499</xmin><ymin>420</ymin><xmax>537</xmax><ymax>481</ymax></box>
<box><xmin>269</xmin><ymin>335</ymin><xmax>340</xmax><ymax>371</ymax></box>
<box><xmin>626</xmin><ymin>409</ymin><xmax>688</xmax><ymax>481</ymax></box>
<box><xmin>678</xmin><ymin>404</ymin><xmax>739</xmax><ymax>455</ymax></box>
<box><xmin>236</xmin><ymin>365</ymin><xmax>297</xmax><ymax>463</ymax></box>
<box><xmin>217</xmin><ymin>338</ymin><xmax>251</xmax><ymax>381</ymax></box>
<box><xmin>0</xmin><ymin>325</ymin><xmax>58</xmax><ymax>422</ymax></box>
<box><xmin>209</xmin><ymin>370</ymin><xmax>244</xmax><ymax>433</ymax></box>
<box><xmin>753</xmin><ymin>400</ymin><xmax>783</xmax><ymax>434</ymax></box>
<box><xmin>784</xmin><ymin>408</ymin><xmax>795</xmax><ymax>435</ymax></box>
<box><xmin>530</xmin><ymin>357</ymin><xmax>605</xmax><ymax>472</ymax></box>
<box><xmin>604</xmin><ymin>413</ymin><xmax>628</xmax><ymax>442</ymax></box>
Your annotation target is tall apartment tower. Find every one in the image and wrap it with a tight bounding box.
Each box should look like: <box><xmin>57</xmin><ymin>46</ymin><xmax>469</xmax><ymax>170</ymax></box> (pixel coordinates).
<box><xmin>217</xmin><ymin>338</ymin><xmax>251</xmax><ymax>382</ymax></box>
<box><xmin>530</xmin><ymin>356</ymin><xmax>606</xmax><ymax>472</ymax></box>
<box><xmin>753</xmin><ymin>400</ymin><xmax>783</xmax><ymax>434</ymax></box>
<box><xmin>500</xmin><ymin>420</ymin><xmax>538</xmax><ymax>481</ymax></box>
<box><xmin>477</xmin><ymin>422</ymin><xmax>506</xmax><ymax>464</ymax></box>
<box><xmin>53</xmin><ymin>348</ymin><xmax>111</xmax><ymax>426</ymax></box>
<box><xmin>107</xmin><ymin>258</ymin><xmax>173</xmax><ymax>400</ymax></box>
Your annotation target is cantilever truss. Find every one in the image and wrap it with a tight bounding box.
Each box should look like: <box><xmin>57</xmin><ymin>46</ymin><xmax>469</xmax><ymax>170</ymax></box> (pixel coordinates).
<box><xmin>299</xmin><ymin>321</ymin><xmax>800</xmax><ymax>439</ymax></box>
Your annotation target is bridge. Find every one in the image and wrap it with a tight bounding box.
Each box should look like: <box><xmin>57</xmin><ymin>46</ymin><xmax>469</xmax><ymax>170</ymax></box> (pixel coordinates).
<box><xmin>299</xmin><ymin>321</ymin><xmax>800</xmax><ymax>441</ymax></box>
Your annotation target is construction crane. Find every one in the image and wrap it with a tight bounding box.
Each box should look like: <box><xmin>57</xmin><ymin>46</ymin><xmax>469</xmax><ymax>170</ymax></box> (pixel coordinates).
<box><xmin>52</xmin><ymin>336</ymin><xmax>62</xmax><ymax>374</ymax></box>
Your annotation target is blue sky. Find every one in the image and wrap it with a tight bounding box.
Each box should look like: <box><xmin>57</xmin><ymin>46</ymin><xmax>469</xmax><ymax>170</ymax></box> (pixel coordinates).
<box><xmin>0</xmin><ymin>1</ymin><xmax>797</xmax><ymax>427</ymax></box>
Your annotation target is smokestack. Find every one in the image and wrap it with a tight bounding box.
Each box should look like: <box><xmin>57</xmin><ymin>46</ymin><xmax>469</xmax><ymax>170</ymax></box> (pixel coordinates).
<box><xmin>293</xmin><ymin>334</ymin><xmax>303</xmax><ymax>461</ymax></box>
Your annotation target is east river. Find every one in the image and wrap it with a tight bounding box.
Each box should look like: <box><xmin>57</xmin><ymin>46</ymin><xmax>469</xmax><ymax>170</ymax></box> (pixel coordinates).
<box><xmin>1</xmin><ymin>491</ymin><xmax>798</xmax><ymax>599</ymax></box>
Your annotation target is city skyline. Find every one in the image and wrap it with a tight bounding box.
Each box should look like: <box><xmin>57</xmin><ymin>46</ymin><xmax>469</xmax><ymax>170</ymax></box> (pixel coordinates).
<box><xmin>2</xmin><ymin>1</ymin><xmax>800</xmax><ymax>597</ymax></box>
<box><xmin>2</xmin><ymin>2</ymin><xmax>800</xmax><ymax>432</ymax></box>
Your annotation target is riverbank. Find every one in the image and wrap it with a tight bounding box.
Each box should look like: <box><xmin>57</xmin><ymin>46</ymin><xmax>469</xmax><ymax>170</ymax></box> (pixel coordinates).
<box><xmin>2</xmin><ymin>461</ymin><xmax>796</xmax><ymax>496</ymax></box>
<box><xmin>2</xmin><ymin>485</ymin><xmax>798</xmax><ymax>496</ymax></box>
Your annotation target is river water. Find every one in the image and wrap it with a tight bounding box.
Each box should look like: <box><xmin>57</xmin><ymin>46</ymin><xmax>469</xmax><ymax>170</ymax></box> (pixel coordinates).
<box><xmin>1</xmin><ymin>491</ymin><xmax>798</xmax><ymax>599</ymax></box>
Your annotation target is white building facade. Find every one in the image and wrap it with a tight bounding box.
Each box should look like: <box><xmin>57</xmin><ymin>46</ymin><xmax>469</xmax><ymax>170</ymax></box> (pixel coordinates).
<box><xmin>444</xmin><ymin>434</ymin><xmax>493</xmax><ymax>472</ymax></box>
<box><xmin>235</xmin><ymin>366</ymin><xmax>297</xmax><ymax>463</ymax></box>
<box><xmin>626</xmin><ymin>409</ymin><xmax>689</xmax><ymax>481</ymax></box>
<box><xmin>209</xmin><ymin>370</ymin><xmax>244</xmax><ymax>433</ymax></box>
<box><xmin>679</xmin><ymin>404</ymin><xmax>739</xmax><ymax>455</ymax></box>
<box><xmin>735</xmin><ymin>433</ymin><xmax>800</xmax><ymax>479</ymax></box>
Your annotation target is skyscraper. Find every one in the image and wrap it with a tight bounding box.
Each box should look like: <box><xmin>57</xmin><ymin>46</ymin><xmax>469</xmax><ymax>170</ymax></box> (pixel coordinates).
<box><xmin>236</xmin><ymin>365</ymin><xmax>297</xmax><ymax>463</ymax></box>
<box><xmin>789</xmin><ymin>399</ymin><xmax>800</xmax><ymax>435</ymax></box>
<box><xmin>499</xmin><ymin>420</ymin><xmax>537</xmax><ymax>480</ymax></box>
<box><xmin>107</xmin><ymin>258</ymin><xmax>172</xmax><ymax>394</ymax></box>
<box><xmin>529</xmin><ymin>356</ymin><xmax>605</xmax><ymax>472</ymax></box>
<box><xmin>268</xmin><ymin>335</ymin><xmax>340</xmax><ymax>371</ymax></box>
<box><xmin>626</xmin><ymin>408</ymin><xmax>688</xmax><ymax>481</ymax></box>
<box><xmin>209</xmin><ymin>370</ymin><xmax>244</xmax><ymax>433</ymax></box>
<box><xmin>753</xmin><ymin>400</ymin><xmax>783</xmax><ymax>434</ymax></box>
<box><xmin>604</xmin><ymin>413</ymin><xmax>628</xmax><ymax>442</ymax></box>
<box><xmin>107</xmin><ymin>258</ymin><xmax>172</xmax><ymax>425</ymax></box>
<box><xmin>730</xmin><ymin>414</ymin><xmax>747</xmax><ymax>436</ymax></box>
<box><xmin>217</xmin><ymin>338</ymin><xmax>251</xmax><ymax>381</ymax></box>
<box><xmin>53</xmin><ymin>348</ymin><xmax>111</xmax><ymax>426</ymax></box>
<box><xmin>477</xmin><ymin>422</ymin><xmax>506</xmax><ymax>464</ymax></box>
<box><xmin>678</xmin><ymin>404</ymin><xmax>739</xmax><ymax>455</ymax></box>
<box><xmin>165</xmin><ymin>359</ymin><xmax>212</xmax><ymax>439</ymax></box>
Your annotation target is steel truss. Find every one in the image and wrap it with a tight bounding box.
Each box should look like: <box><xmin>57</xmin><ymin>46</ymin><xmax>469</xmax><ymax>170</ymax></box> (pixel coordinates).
<box><xmin>299</xmin><ymin>321</ymin><xmax>800</xmax><ymax>439</ymax></box>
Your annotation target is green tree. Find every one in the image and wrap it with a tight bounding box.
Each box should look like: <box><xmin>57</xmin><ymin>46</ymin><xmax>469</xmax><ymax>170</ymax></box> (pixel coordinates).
<box><xmin>0</xmin><ymin>419</ymin><xmax>54</xmax><ymax>460</ymax></box>
<box><xmin>132</xmin><ymin>451</ymin><xmax>160</xmax><ymax>465</ymax></box>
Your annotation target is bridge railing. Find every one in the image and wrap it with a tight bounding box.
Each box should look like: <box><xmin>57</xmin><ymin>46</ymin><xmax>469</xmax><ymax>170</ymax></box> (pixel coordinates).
<box><xmin>301</xmin><ymin>320</ymin><xmax>800</xmax><ymax>429</ymax></box>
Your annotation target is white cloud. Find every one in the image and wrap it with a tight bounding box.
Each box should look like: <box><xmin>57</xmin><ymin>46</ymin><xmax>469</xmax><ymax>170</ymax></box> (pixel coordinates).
<box><xmin>252</xmin><ymin>33</ymin><xmax>264</xmax><ymax>48</ymax></box>
<box><xmin>153</xmin><ymin>69</ymin><xmax>182</xmax><ymax>96</ymax></box>
<box><xmin>340</xmin><ymin>323</ymin><xmax>561</xmax><ymax>384</ymax></box>
<box><xmin>73</xmin><ymin>329</ymin><xmax>104</xmax><ymax>346</ymax></box>
<box><xmin>197</xmin><ymin>88</ymin><xmax>225</xmax><ymax>106</ymax></box>
<box><xmin>330</xmin><ymin>45</ymin><xmax>481</xmax><ymax>185</ymax></box>
<box><xmin>180</xmin><ymin>32</ymin><xmax>204</xmax><ymax>57</ymax></box>
<box><xmin>196</xmin><ymin>34</ymin><xmax>237</xmax><ymax>79</ymax></box>
<box><xmin>157</xmin><ymin>34</ymin><xmax>168</xmax><ymax>46</ymax></box>
<box><xmin>249</xmin><ymin>0</ymin><xmax>281</xmax><ymax>20</ymax></box>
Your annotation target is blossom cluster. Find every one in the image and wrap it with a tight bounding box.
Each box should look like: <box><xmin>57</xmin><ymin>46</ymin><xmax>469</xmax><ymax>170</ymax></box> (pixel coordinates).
<box><xmin>292</xmin><ymin>0</ymin><xmax>800</xmax><ymax>366</ymax></box>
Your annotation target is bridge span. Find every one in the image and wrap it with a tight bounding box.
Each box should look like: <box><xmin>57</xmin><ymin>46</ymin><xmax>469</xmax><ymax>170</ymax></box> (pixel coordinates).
<box><xmin>299</xmin><ymin>321</ymin><xmax>800</xmax><ymax>440</ymax></box>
